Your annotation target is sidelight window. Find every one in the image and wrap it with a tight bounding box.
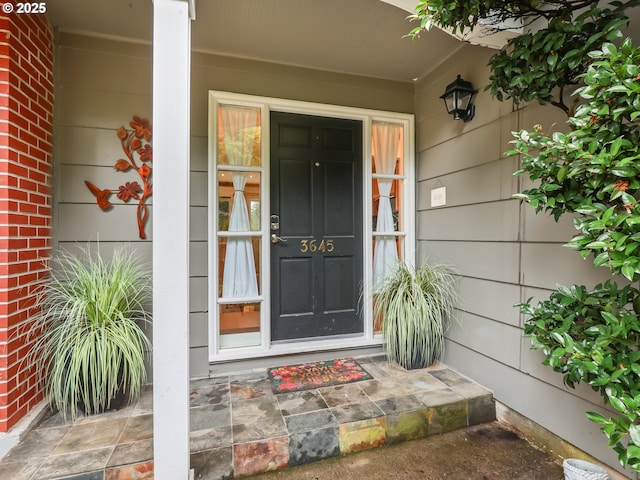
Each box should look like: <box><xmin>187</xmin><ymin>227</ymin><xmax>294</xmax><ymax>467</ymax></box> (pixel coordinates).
<box><xmin>372</xmin><ymin>122</ymin><xmax>405</xmax><ymax>288</ymax></box>
<box><xmin>216</xmin><ymin>104</ymin><xmax>263</xmax><ymax>348</ymax></box>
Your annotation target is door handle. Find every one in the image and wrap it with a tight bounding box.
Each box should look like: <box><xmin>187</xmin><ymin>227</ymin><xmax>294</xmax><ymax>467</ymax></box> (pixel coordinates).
<box><xmin>271</xmin><ymin>233</ymin><xmax>287</xmax><ymax>244</ymax></box>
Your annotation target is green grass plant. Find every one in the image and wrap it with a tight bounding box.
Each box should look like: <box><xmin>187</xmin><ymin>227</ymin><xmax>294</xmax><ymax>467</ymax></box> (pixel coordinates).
<box><xmin>30</xmin><ymin>244</ymin><xmax>151</xmax><ymax>419</ymax></box>
<box><xmin>374</xmin><ymin>262</ymin><xmax>457</xmax><ymax>369</ymax></box>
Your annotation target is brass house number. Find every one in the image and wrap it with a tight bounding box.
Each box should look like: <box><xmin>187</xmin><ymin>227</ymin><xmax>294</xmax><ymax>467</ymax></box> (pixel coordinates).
<box><xmin>300</xmin><ymin>239</ymin><xmax>335</xmax><ymax>253</ymax></box>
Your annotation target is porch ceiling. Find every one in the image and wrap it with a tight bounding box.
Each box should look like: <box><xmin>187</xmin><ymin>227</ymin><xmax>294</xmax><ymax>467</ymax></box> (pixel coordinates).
<box><xmin>45</xmin><ymin>0</ymin><xmax>462</xmax><ymax>82</ymax></box>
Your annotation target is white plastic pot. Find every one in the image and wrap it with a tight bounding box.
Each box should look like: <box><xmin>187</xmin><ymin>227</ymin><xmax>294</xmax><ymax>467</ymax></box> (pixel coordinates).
<box><xmin>563</xmin><ymin>459</ymin><xmax>610</xmax><ymax>480</ymax></box>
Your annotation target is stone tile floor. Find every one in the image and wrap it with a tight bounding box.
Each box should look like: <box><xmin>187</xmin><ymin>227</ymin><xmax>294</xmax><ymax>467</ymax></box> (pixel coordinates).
<box><xmin>0</xmin><ymin>355</ymin><xmax>495</xmax><ymax>480</ymax></box>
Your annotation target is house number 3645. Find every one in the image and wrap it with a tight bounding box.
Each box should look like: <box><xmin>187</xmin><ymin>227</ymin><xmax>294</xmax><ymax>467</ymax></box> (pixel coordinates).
<box><xmin>300</xmin><ymin>239</ymin><xmax>335</xmax><ymax>253</ymax></box>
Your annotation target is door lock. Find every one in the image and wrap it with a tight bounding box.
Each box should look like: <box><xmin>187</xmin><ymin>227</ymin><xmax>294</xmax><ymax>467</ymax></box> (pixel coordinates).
<box><xmin>270</xmin><ymin>214</ymin><xmax>280</xmax><ymax>231</ymax></box>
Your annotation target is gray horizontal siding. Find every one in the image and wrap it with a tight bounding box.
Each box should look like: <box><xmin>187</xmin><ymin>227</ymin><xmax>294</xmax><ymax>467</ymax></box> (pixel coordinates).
<box><xmin>418</xmin><ymin>240</ymin><xmax>521</xmax><ymax>284</ymax></box>
<box><xmin>418</xmin><ymin>200</ymin><xmax>520</xmax><ymax>242</ymax></box>
<box><xmin>418</xmin><ymin>157</ymin><xmax>519</xmax><ymax>209</ymax></box>
<box><xmin>457</xmin><ymin>277</ymin><xmax>520</xmax><ymax>327</ymax></box>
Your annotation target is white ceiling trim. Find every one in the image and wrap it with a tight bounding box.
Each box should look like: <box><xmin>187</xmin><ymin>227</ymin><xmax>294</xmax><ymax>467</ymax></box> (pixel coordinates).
<box><xmin>379</xmin><ymin>0</ymin><xmax>416</xmax><ymax>14</ymax></box>
<box><xmin>46</xmin><ymin>0</ymin><xmax>467</xmax><ymax>82</ymax></box>
<box><xmin>380</xmin><ymin>0</ymin><xmax>519</xmax><ymax>49</ymax></box>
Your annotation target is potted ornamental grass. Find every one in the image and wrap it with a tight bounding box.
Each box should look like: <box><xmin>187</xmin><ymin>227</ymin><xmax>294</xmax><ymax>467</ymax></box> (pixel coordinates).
<box><xmin>29</xmin><ymin>244</ymin><xmax>152</xmax><ymax>419</ymax></box>
<box><xmin>374</xmin><ymin>261</ymin><xmax>458</xmax><ymax>370</ymax></box>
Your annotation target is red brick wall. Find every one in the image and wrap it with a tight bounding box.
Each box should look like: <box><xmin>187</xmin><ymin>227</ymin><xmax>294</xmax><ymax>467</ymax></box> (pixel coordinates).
<box><xmin>0</xmin><ymin>12</ymin><xmax>54</xmax><ymax>432</ymax></box>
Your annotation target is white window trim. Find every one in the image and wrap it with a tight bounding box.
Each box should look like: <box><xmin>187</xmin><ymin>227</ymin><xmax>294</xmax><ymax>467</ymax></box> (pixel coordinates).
<box><xmin>208</xmin><ymin>91</ymin><xmax>415</xmax><ymax>363</ymax></box>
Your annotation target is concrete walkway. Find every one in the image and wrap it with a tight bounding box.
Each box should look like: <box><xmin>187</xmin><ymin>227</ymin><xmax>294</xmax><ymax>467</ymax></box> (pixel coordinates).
<box><xmin>246</xmin><ymin>421</ymin><xmax>565</xmax><ymax>480</ymax></box>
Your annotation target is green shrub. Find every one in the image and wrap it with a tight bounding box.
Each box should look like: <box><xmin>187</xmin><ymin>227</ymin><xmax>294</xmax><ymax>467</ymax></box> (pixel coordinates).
<box><xmin>512</xmin><ymin>38</ymin><xmax>640</xmax><ymax>471</ymax></box>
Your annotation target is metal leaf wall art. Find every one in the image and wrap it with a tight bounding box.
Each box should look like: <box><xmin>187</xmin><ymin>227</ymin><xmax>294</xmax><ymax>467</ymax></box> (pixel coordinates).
<box><xmin>85</xmin><ymin>116</ymin><xmax>153</xmax><ymax>239</ymax></box>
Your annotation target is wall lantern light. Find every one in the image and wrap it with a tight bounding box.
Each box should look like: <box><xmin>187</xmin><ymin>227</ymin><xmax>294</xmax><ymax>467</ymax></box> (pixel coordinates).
<box><xmin>440</xmin><ymin>75</ymin><xmax>477</xmax><ymax>122</ymax></box>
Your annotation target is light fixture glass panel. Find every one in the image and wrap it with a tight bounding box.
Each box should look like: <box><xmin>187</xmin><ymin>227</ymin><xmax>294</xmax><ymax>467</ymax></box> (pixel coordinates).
<box><xmin>459</xmin><ymin>91</ymin><xmax>472</xmax><ymax>110</ymax></box>
<box><xmin>444</xmin><ymin>95</ymin><xmax>456</xmax><ymax>114</ymax></box>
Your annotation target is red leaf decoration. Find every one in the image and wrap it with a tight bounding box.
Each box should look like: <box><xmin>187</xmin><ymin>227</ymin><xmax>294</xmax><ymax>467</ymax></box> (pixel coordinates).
<box><xmin>84</xmin><ymin>180</ymin><xmax>112</xmax><ymax>210</ymax></box>
<box><xmin>130</xmin><ymin>116</ymin><xmax>152</xmax><ymax>141</ymax></box>
<box><xmin>116</xmin><ymin>181</ymin><xmax>142</xmax><ymax>202</ymax></box>
<box><xmin>116</xmin><ymin>127</ymin><xmax>128</xmax><ymax>140</ymax></box>
<box><xmin>114</xmin><ymin>159</ymin><xmax>132</xmax><ymax>171</ymax></box>
<box><xmin>137</xmin><ymin>144</ymin><xmax>152</xmax><ymax>162</ymax></box>
<box><xmin>86</xmin><ymin>115</ymin><xmax>153</xmax><ymax>239</ymax></box>
<box><xmin>140</xmin><ymin>163</ymin><xmax>151</xmax><ymax>180</ymax></box>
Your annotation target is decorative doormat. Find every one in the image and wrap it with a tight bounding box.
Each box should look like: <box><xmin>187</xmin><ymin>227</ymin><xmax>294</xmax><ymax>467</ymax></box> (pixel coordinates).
<box><xmin>267</xmin><ymin>358</ymin><xmax>373</xmax><ymax>393</ymax></box>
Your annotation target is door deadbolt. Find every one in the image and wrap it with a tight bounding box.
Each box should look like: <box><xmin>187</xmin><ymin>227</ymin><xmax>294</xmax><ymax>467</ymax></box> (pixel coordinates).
<box><xmin>270</xmin><ymin>214</ymin><xmax>280</xmax><ymax>231</ymax></box>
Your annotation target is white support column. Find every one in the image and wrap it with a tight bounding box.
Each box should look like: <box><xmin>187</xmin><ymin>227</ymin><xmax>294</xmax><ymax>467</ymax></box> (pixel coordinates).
<box><xmin>152</xmin><ymin>1</ymin><xmax>193</xmax><ymax>479</ymax></box>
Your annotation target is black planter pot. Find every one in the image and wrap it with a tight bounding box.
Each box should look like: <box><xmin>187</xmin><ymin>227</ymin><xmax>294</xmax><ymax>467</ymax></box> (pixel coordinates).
<box><xmin>392</xmin><ymin>341</ymin><xmax>435</xmax><ymax>370</ymax></box>
<box><xmin>405</xmin><ymin>349</ymin><xmax>431</xmax><ymax>370</ymax></box>
<box><xmin>79</xmin><ymin>367</ymin><xmax>130</xmax><ymax>416</ymax></box>
<box><xmin>81</xmin><ymin>387</ymin><xmax>129</xmax><ymax>416</ymax></box>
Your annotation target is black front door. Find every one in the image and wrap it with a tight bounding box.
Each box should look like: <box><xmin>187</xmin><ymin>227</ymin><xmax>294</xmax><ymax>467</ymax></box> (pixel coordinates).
<box><xmin>270</xmin><ymin>112</ymin><xmax>363</xmax><ymax>341</ymax></box>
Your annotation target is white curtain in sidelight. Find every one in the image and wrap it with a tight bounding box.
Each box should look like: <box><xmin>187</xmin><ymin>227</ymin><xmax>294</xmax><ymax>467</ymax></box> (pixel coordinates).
<box><xmin>221</xmin><ymin>105</ymin><xmax>259</xmax><ymax>298</ymax></box>
<box><xmin>372</xmin><ymin>123</ymin><xmax>402</xmax><ymax>289</ymax></box>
